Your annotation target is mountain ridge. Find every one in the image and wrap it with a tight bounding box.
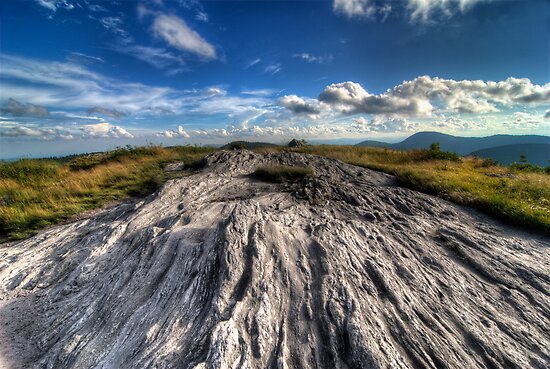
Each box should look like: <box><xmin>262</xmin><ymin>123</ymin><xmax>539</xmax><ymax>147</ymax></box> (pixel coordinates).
<box><xmin>356</xmin><ymin>131</ymin><xmax>550</xmax><ymax>157</ymax></box>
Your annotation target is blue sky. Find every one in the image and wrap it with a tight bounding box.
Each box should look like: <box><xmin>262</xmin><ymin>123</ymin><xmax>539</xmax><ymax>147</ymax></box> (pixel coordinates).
<box><xmin>0</xmin><ymin>0</ymin><xmax>549</xmax><ymax>158</ymax></box>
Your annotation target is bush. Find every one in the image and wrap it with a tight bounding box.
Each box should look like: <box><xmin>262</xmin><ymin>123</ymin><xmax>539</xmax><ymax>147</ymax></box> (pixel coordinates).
<box><xmin>228</xmin><ymin>142</ymin><xmax>246</xmax><ymax>150</ymax></box>
<box><xmin>251</xmin><ymin>165</ymin><xmax>314</xmax><ymax>183</ymax></box>
<box><xmin>426</xmin><ymin>142</ymin><xmax>460</xmax><ymax>161</ymax></box>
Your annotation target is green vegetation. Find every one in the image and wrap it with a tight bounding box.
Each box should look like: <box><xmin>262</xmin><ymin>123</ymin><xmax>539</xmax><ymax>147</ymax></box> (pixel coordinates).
<box><xmin>251</xmin><ymin>165</ymin><xmax>314</xmax><ymax>183</ymax></box>
<box><xmin>287</xmin><ymin>144</ymin><xmax>550</xmax><ymax>233</ymax></box>
<box><xmin>0</xmin><ymin>145</ymin><xmax>214</xmax><ymax>241</ymax></box>
<box><xmin>1</xmin><ymin>141</ymin><xmax>549</xmax><ymax>242</ymax></box>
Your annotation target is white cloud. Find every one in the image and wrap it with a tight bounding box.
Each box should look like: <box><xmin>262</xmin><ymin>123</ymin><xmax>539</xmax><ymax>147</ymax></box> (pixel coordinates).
<box><xmin>545</xmin><ymin>110</ymin><xmax>550</xmax><ymax>119</ymax></box>
<box><xmin>241</xmin><ymin>89</ymin><xmax>277</xmax><ymax>97</ymax></box>
<box><xmin>293</xmin><ymin>53</ymin><xmax>334</xmax><ymax>64</ymax></box>
<box><xmin>314</xmin><ymin>76</ymin><xmax>550</xmax><ymax>117</ymax></box>
<box><xmin>333</xmin><ymin>0</ymin><xmax>378</xmax><ymax>19</ymax></box>
<box><xmin>333</xmin><ymin>0</ymin><xmax>489</xmax><ymax>23</ymax></box>
<box><xmin>152</xmin><ymin>14</ymin><xmax>216</xmax><ymax>59</ymax></box>
<box><xmin>245</xmin><ymin>58</ymin><xmax>262</xmax><ymax>69</ymax></box>
<box><xmin>195</xmin><ymin>11</ymin><xmax>208</xmax><ymax>22</ymax></box>
<box><xmin>0</xmin><ymin>125</ymin><xmax>74</xmax><ymax>140</ymax></box>
<box><xmin>115</xmin><ymin>43</ymin><xmax>186</xmax><ymax>70</ymax></box>
<box><xmin>35</xmin><ymin>0</ymin><xmax>74</xmax><ymax>11</ymax></box>
<box><xmin>318</xmin><ymin>81</ymin><xmax>433</xmax><ymax>116</ymax></box>
<box><xmin>99</xmin><ymin>16</ymin><xmax>127</xmax><ymax>37</ymax></box>
<box><xmin>66</xmin><ymin>52</ymin><xmax>104</xmax><ymax>65</ymax></box>
<box><xmin>80</xmin><ymin>123</ymin><xmax>134</xmax><ymax>138</ymax></box>
<box><xmin>279</xmin><ymin>95</ymin><xmax>322</xmax><ymax>117</ymax></box>
<box><xmin>407</xmin><ymin>0</ymin><xmax>488</xmax><ymax>23</ymax></box>
<box><xmin>264</xmin><ymin>63</ymin><xmax>281</xmax><ymax>75</ymax></box>
<box><xmin>158</xmin><ymin>125</ymin><xmax>190</xmax><ymax>138</ymax></box>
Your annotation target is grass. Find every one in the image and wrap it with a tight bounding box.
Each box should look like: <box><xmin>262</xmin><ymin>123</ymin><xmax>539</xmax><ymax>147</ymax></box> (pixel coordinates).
<box><xmin>286</xmin><ymin>145</ymin><xmax>550</xmax><ymax>233</ymax></box>
<box><xmin>0</xmin><ymin>145</ymin><xmax>214</xmax><ymax>241</ymax></box>
<box><xmin>1</xmin><ymin>142</ymin><xmax>549</xmax><ymax>242</ymax></box>
<box><xmin>251</xmin><ymin>165</ymin><xmax>314</xmax><ymax>183</ymax></box>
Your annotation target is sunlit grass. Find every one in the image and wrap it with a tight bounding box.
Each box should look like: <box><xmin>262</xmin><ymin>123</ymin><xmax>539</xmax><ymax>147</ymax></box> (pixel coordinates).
<box><xmin>288</xmin><ymin>145</ymin><xmax>550</xmax><ymax>233</ymax></box>
<box><xmin>0</xmin><ymin>145</ymin><xmax>214</xmax><ymax>241</ymax></box>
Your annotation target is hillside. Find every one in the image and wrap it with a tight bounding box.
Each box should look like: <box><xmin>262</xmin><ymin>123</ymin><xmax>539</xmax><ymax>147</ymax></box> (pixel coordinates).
<box><xmin>471</xmin><ymin>143</ymin><xmax>550</xmax><ymax>166</ymax></box>
<box><xmin>357</xmin><ymin>131</ymin><xmax>550</xmax><ymax>155</ymax></box>
<box><xmin>0</xmin><ymin>151</ymin><xmax>548</xmax><ymax>368</ymax></box>
<box><xmin>221</xmin><ymin>141</ymin><xmax>279</xmax><ymax>150</ymax></box>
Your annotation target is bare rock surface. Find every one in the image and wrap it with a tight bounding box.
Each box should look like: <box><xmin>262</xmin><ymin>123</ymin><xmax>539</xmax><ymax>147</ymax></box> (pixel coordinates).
<box><xmin>0</xmin><ymin>150</ymin><xmax>548</xmax><ymax>369</ymax></box>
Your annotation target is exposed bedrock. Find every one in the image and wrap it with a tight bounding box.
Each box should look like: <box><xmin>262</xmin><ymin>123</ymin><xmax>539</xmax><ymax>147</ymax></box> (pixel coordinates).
<box><xmin>0</xmin><ymin>151</ymin><xmax>548</xmax><ymax>368</ymax></box>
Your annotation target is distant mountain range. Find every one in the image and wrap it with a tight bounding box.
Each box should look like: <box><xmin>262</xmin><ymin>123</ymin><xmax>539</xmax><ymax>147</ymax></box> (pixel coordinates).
<box><xmin>356</xmin><ymin>132</ymin><xmax>550</xmax><ymax>165</ymax></box>
<box><xmin>471</xmin><ymin>144</ymin><xmax>550</xmax><ymax>166</ymax></box>
<box><xmin>221</xmin><ymin>141</ymin><xmax>279</xmax><ymax>150</ymax></box>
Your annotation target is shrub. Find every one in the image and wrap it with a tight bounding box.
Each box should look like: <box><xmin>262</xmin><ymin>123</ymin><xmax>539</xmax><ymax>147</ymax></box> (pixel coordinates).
<box><xmin>426</xmin><ymin>142</ymin><xmax>460</xmax><ymax>161</ymax></box>
<box><xmin>228</xmin><ymin>142</ymin><xmax>247</xmax><ymax>150</ymax></box>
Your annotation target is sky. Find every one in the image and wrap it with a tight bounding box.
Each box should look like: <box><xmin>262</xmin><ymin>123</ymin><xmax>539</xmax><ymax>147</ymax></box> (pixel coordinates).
<box><xmin>0</xmin><ymin>0</ymin><xmax>549</xmax><ymax>158</ymax></box>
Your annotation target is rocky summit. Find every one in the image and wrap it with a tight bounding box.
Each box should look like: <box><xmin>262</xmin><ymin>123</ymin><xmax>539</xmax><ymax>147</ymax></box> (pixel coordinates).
<box><xmin>0</xmin><ymin>151</ymin><xmax>548</xmax><ymax>369</ymax></box>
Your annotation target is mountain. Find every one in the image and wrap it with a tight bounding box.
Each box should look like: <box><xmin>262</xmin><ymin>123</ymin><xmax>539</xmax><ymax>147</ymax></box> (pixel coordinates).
<box><xmin>357</xmin><ymin>131</ymin><xmax>550</xmax><ymax>155</ymax></box>
<box><xmin>1</xmin><ymin>150</ymin><xmax>547</xmax><ymax>368</ymax></box>
<box><xmin>355</xmin><ymin>139</ymin><xmax>391</xmax><ymax>148</ymax></box>
<box><xmin>471</xmin><ymin>143</ymin><xmax>550</xmax><ymax>166</ymax></box>
<box><xmin>220</xmin><ymin>140</ymin><xmax>279</xmax><ymax>150</ymax></box>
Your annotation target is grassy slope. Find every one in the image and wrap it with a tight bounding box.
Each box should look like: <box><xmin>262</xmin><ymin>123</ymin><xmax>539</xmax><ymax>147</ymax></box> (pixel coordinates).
<box><xmin>1</xmin><ymin>144</ymin><xmax>549</xmax><ymax>242</ymax></box>
<box><xmin>0</xmin><ymin>146</ymin><xmax>214</xmax><ymax>241</ymax></box>
<box><xmin>288</xmin><ymin>145</ymin><xmax>550</xmax><ymax>233</ymax></box>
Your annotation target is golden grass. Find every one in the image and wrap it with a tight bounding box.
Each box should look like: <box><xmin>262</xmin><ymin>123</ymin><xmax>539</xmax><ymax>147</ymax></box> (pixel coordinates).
<box><xmin>0</xmin><ymin>146</ymin><xmax>214</xmax><ymax>241</ymax></box>
<box><xmin>287</xmin><ymin>145</ymin><xmax>550</xmax><ymax>233</ymax></box>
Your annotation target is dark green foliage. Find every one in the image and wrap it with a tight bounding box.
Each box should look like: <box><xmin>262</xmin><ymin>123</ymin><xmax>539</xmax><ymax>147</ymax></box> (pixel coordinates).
<box><xmin>228</xmin><ymin>142</ymin><xmax>247</xmax><ymax>150</ymax></box>
<box><xmin>426</xmin><ymin>142</ymin><xmax>460</xmax><ymax>161</ymax></box>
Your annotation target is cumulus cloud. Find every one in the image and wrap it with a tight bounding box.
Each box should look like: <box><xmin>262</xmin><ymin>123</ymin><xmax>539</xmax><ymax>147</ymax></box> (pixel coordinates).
<box><xmin>1</xmin><ymin>98</ymin><xmax>49</xmax><ymax>117</ymax></box>
<box><xmin>319</xmin><ymin>81</ymin><xmax>433</xmax><ymax>116</ymax></box>
<box><xmin>333</xmin><ymin>0</ymin><xmax>488</xmax><ymax>23</ymax></box>
<box><xmin>80</xmin><ymin>123</ymin><xmax>134</xmax><ymax>138</ymax></box>
<box><xmin>352</xmin><ymin>116</ymin><xmax>417</xmax><ymax>132</ymax></box>
<box><xmin>152</xmin><ymin>14</ymin><xmax>216</xmax><ymax>59</ymax></box>
<box><xmin>279</xmin><ymin>95</ymin><xmax>321</xmax><ymax>117</ymax></box>
<box><xmin>314</xmin><ymin>76</ymin><xmax>550</xmax><ymax>117</ymax></box>
<box><xmin>158</xmin><ymin>125</ymin><xmax>190</xmax><ymax>138</ymax></box>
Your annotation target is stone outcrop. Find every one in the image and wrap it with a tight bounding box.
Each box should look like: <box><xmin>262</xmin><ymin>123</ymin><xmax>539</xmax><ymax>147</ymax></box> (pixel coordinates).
<box><xmin>0</xmin><ymin>151</ymin><xmax>548</xmax><ymax>368</ymax></box>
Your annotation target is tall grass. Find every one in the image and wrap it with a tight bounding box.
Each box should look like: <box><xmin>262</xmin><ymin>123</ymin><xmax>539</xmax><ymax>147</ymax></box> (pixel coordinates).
<box><xmin>0</xmin><ymin>145</ymin><xmax>214</xmax><ymax>241</ymax></box>
<box><xmin>289</xmin><ymin>145</ymin><xmax>550</xmax><ymax>233</ymax></box>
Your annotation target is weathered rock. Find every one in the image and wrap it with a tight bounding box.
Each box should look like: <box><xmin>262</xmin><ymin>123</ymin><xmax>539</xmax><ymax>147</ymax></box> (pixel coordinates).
<box><xmin>163</xmin><ymin>161</ymin><xmax>185</xmax><ymax>172</ymax></box>
<box><xmin>0</xmin><ymin>150</ymin><xmax>548</xmax><ymax>369</ymax></box>
<box><xmin>287</xmin><ymin>139</ymin><xmax>306</xmax><ymax>148</ymax></box>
